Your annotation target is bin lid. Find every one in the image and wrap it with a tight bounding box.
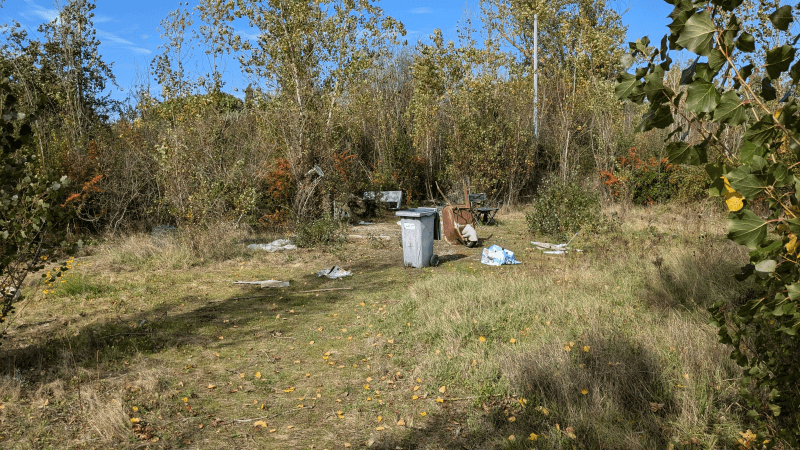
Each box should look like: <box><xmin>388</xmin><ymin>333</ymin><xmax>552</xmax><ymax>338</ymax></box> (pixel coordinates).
<box><xmin>396</xmin><ymin>208</ymin><xmax>436</xmax><ymax>218</ymax></box>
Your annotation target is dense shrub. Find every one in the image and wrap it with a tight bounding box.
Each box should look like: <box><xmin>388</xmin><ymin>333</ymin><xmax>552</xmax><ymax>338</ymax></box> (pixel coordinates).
<box><xmin>599</xmin><ymin>148</ymin><xmax>708</xmax><ymax>205</ymax></box>
<box><xmin>1</xmin><ymin>73</ymin><xmax>74</xmax><ymax>337</ymax></box>
<box><xmin>525</xmin><ymin>177</ymin><xmax>612</xmax><ymax>242</ymax></box>
<box><xmin>294</xmin><ymin>215</ymin><xmax>347</xmax><ymax>248</ymax></box>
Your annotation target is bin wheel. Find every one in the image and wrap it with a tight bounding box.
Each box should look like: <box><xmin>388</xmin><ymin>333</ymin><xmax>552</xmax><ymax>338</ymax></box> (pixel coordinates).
<box><xmin>430</xmin><ymin>254</ymin><xmax>439</xmax><ymax>267</ymax></box>
<box><xmin>466</xmin><ymin>240</ymin><xmax>478</xmax><ymax>248</ymax></box>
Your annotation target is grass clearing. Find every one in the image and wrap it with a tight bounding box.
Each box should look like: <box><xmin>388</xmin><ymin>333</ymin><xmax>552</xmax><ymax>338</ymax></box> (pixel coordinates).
<box><xmin>0</xmin><ymin>204</ymin><xmax>755</xmax><ymax>449</ymax></box>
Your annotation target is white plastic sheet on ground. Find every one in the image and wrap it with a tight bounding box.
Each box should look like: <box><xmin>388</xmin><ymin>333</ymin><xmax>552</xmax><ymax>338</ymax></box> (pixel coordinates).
<box><xmin>316</xmin><ymin>266</ymin><xmax>352</xmax><ymax>279</ymax></box>
<box><xmin>247</xmin><ymin>239</ymin><xmax>297</xmax><ymax>252</ymax></box>
<box><xmin>233</xmin><ymin>280</ymin><xmax>290</xmax><ymax>288</ymax></box>
<box><xmin>530</xmin><ymin>242</ymin><xmax>583</xmax><ymax>255</ymax></box>
<box><xmin>480</xmin><ymin>245</ymin><xmax>521</xmax><ymax>266</ymax></box>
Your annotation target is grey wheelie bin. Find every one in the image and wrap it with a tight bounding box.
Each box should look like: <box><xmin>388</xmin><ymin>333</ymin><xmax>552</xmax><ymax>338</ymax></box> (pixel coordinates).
<box><xmin>396</xmin><ymin>208</ymin><xmax>439</xmax><ymax>268</ymax></box>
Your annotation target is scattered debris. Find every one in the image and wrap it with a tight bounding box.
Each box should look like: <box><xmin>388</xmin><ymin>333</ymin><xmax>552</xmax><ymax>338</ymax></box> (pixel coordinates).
<box><xmin>316</xmin><ymin>266</ymin><xmax>352</xmax><ymax>279</ymax></box>
<box><xmin>234</xmin><ymin>280</ymin><xmax>290</xmax><ymax>288</ymax></box>
<box><xmin>357</xmin><ymin>221</ymin><xmax>374</xmax><ymax>225</ymax></box>
<box><xmin>531</xmin><ymin>231</ymin><xmax>582</xmax><ymax>254</ymax></box>
<box><xmin>530</xmin><ymin>242</ymin><xmax>583</xmax><ymax>255</ymax></box>
<box><xmin>457</xmin><ymin>223</ymin><xmax>478</xmax><ymax>247</ymax></box>
<box><xmin>480</xmin><ymin>245</ymin><xmax>521</xmax><ymax>266</ymax></box>
<box><xmin>247</xmin><ymin>239</ymin><xmax>297</xmax><ymax>252</ymax></box>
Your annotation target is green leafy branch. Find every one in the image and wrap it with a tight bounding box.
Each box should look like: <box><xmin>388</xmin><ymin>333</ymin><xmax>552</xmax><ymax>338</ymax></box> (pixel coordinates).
<box><xmin>617</xmin><ymin>0</ymin><xmax>800</xmax><ymax>446</ymax></box>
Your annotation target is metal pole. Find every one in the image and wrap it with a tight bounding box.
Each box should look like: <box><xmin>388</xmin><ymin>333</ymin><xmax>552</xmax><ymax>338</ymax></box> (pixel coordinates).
<box><xmin>533</xmin><ymin>14</ymin><xmax>539</xmax><ymax>140</ymax></box>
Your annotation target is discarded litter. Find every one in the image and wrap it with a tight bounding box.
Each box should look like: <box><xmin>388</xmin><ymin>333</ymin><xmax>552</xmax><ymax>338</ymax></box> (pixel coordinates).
<box><xmin>317</xmin><ymin>266</ymin><xmax>352</xmax><ymax>279</ymax></box>
<box><xmin>480</xmin><ymin>245</ymin><xmax>521</xmax><ymax>266</ymax></box>
<box><xmin>357</xmin><ymin>221</ymin><xmax>374</xmax><ymax>225</ymax></box>
<box><xmin>234</xmin><ymin>280</ymin><xmax>290</xmax><ymax>288</ymax></box>
<box><xmin>458</xmin><ymin>223</ymin><xmax>478</xmax><ymax>247</ymax></box>
<box><xmin>247</xmin><ymin>239</ymin><xmax>297</xmax><ymax>252</ymax></box>
<box><xmin>530</xmin><ymin>242</ymin><xmax>583</xmax><ymax>254</ymax></box>
<box><xmin>530</xmin><ymin>230</ymin><xmax>582</xmax><ymax>254</ymax></box>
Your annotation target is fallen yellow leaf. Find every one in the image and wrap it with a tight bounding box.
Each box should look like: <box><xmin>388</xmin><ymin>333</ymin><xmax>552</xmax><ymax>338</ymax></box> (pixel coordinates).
<box><xmin>254</xmin><ymin>420</ymin><xmax>267</xmax><ymax>428</ymax></box>
<box><xmin>419</xmin><ymin>411</ymin><xmax>427</xmax><ymax>416</ymax></box>
<box><xmin>413</xmin><ymin>385</ymin><xmax>419</xmax><ymax>391</ymax></box>
<box><xmin>131</xmin><ymin>406</ymin><xmax>138</xmax><ymax>412</ymax></box>
<box><xmin>509</xmin><ymin>435</ymin><xmax>515</xmax><ymax>441</ymax></box>
<box><xmin>436</xmin><ymin>397</ymin><xmax>444</xmax><ymax>403</ymax></box>
<box><xmin>130</xmin><ymin>418</ymin><xmax>140</xmax><ymax>423</ymax></box>
<box><xmin>509</xmin><ymin>338</ymin><xmax>517</xmax><ymax>344</ymax></box>
<box><xmin>377</xmin><ymin>416</ymin><xmax>382</xmax><ymax>422</ymax></box>
<box><xmin>255</xmin><ymin>372</ymin><xmax>262</xmax><ymax>379</ymax></box>
<box><xmin>583</xmin><ymin>345</ymin><xmax>590</xmax><ymax>352</ymax></box>
<box><xmin>283</xmin><ymin>387</ymin><xmax>295</xmax><ymax>393</ymax></box>
<box><xmin>529</xmin><ymin>432</ymin><xmax>538</xmax><ymax>441</ymax></box>
<box><xmin>581</xmin><ymin>389</ymin><xmax>588</xmax><ymax>395</ymax></box>
<box><xmin>207</xmin><ymin>384</ymin><xmax>216</xmax><ymax>389</ymax></box>
<box><xmin>376</xmin><ymin>426</ymin><xmax>385</xmax><ymax>431</ymax></box>
<box><xmin>397</xmin><ymin>419</ymin><xmax>406</xmax><ymax>426</ymax></box>
<box><xmin>412</xmin><ymin>395</ymin><xmax>419</xmax><ymax>400</ymax></box>
<box><xmin>240</xmin><ymin>373</ymin><xmax>245</xmax><ymax>378</ymax></box>
<box><xmin>438</xmin><ymin>386</ymin><xmax>446</xmax><ymax>394</ymax></box>
<box><xmin>479</xmin><ymin>336</ymin><xmax>486</xmax><ymax>342</ymax></box>
<box><xmin>508</xmin><ymin>416</ymin><xmax>516</xmax><ymax>422</ymax></box>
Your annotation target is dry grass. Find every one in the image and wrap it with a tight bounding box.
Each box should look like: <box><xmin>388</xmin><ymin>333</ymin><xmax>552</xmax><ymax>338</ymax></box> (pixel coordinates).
<box><xmin>0</xmin><ymin>204</ymin><xmax>756</xmax><ymax>449</ymax></box>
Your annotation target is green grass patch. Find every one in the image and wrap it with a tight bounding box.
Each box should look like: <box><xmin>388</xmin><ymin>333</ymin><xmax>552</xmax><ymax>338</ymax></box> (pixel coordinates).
<box><xmin>0</xmin><ymin>204</ymin><xmax>753</xmax><ymax>449</ymax></box>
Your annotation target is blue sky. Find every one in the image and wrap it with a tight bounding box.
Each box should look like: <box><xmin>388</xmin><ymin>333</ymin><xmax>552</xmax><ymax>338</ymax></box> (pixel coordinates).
<box><xmin>1</xmin><ymin>0</ymin><xmax>675</xmax><ymax>101</ymax></box>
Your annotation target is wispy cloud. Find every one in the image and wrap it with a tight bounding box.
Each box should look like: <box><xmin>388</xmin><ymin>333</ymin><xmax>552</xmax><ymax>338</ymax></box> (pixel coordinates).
<box><xmin>23</xmin><ymin>0</ymin><xmax>58</xmax><ymax>22</ymax></box>
<box><xmin>93</xmin><ymin>14</ymin><xmax>113</xmax><ymax>24</ymax></box>
<box><xmin>127</xmin><ymin>47</ymin><xmax>152</xmax><ymax>55</ymax></box>
<box><xmin>409</xmin><ymin>7</ymin><xmax>434</xmax><ymax>15</ymax></box>
<box><xmin>96</xmin><ymin>30</ymin><xmax>151</xmax><ymax>55</ymax></box>
<box><xmin>237</xmin><ymin>30</ymin><xmax>261</xmax><ymax>41</ymax></box>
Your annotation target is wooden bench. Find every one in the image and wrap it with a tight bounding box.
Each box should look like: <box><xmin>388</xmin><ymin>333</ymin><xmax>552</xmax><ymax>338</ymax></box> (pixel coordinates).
<box><xmin>363</xmin><ymin>190</ymin><xmax>402</xmax><ymax>209</ymax></box>
<box><xmin>468</xmin><ymin>193</ymin><xmax>501</xmax><ymax>225</ymax></box>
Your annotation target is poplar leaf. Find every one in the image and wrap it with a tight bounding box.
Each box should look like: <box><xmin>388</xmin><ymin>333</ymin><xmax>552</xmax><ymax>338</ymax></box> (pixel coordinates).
<box><xmin>686</xmin><ymin>80</ymin><xmax>720</xmax><ymax>114</ymax></box>
<box><xmin>768</xmin><ymin>5</ymin><xmax>793</xmax><ymax>31</ymax></box>
<box><xmin>728</xmin><ymin>210</ymin><xmax>768</xmax><ymax>249</ymax></box>
<box><xmin>676</xmin><ymin>11</ymin><xmax>716</xmax><ymax>56</ymax></box>
<box><xmin>722</xmin><ymin>177</ymin><xmax>744</xmax><ymax>212</ymax></box>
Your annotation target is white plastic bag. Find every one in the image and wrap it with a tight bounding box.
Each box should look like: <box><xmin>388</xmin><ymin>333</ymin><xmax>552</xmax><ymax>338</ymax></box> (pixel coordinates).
<box><xmin>480</xmin><ymin>245</ymin><xmax>521</xmax><ymax>266</ymax></box>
